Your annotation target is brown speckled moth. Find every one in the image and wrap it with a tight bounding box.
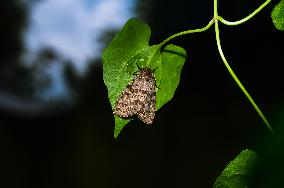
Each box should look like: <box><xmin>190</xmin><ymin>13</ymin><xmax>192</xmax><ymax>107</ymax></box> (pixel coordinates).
<box><xmin>113</xmin><ymin>68</ymin><xmax>156</xmax><ymax>124</ymax></box>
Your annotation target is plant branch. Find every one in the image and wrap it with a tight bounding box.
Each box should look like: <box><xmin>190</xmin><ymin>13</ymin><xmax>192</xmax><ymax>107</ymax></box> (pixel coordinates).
<box><xmin>214</xmin><ymin>0</ymin><xmax>218</xmax><ymax>17</ymax></box>
<box><xmin>218</xmin><ymin>0</ymin><xmax>273</xmax><ymax>26</ymax></box>
<box><xmin>159</xmin><ymin>0</ymin><xmax>274</xmax><ymax>133</ymax></box>
<box><xmin>214</xmin><ymin>20</ymin><xmax>273</xmax><ymax>133</ymax></box>
<box><xmin>159</xmin><ymin>19</ymin><xmax>215</xmax><ymax>47</ymax></box>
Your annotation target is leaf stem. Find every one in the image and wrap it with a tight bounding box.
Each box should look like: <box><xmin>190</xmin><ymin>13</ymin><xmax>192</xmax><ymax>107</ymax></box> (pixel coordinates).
<box><xmin>214</xmin><ymin>0</ymin><xmax>273</xmax><ymax>133</ymax></box>
<box><xmin>217</xmin><ymin>0</ymin><xmax>273</xmax><ymax>26</ymax></box>
<box><xmin>159</xmin><ymin>19</ymin><xmax>215</xmax><ymax>47</ymax></box>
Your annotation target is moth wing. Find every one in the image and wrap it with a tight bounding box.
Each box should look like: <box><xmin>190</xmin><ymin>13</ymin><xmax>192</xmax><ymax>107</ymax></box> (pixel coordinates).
<box><xmin>113</xmin><ymin>85</ymin><xmax>139</xmax><ymax>117</ymax></box>
<box><xmin>137</xmin><ymin>92</ymin><xmax>156</xmax><ymax>124</ymax></box>
<box><xmin>113</xmin><ymin>68</ymin><xmax>157</xmax><ymax>124</ymax></box>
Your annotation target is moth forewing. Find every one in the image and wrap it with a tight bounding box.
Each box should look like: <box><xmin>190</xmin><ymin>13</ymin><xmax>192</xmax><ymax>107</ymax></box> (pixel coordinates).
<box><xmin>113</xmin><ymin>68</ymin><xmax>156</xmax><ymax>124</ymax></box>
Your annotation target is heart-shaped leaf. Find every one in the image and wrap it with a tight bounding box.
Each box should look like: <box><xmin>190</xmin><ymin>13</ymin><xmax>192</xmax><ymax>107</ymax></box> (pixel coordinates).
<box><xmin>102</xmin><ymin>19</ymin><xmax>186</xmax><ymax>137</ymax></box>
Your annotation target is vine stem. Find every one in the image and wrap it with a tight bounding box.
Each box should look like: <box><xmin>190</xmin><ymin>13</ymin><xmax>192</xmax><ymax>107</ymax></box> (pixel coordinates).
<box><xmin>159</xmin><ymin>19</ymin><xmax>215</xmax><ymax>47</ymax></box>
<box><xmin>158</xmin><ymin>0</ymin><xmax>274</xmax><ymax>133</ymax></box>
<box><xmin>217</xmin><ymin>0</ymin><xmax>273</xmax><ymax>26</ymax></box>
<box><xmin>214</xmin><ymin>0</ymin><xmax>274</xmax><ymax>133</ymax></box>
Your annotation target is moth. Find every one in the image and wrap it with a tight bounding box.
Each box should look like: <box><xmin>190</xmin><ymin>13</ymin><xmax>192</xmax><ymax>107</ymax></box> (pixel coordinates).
<box><xmin>113</xmin><ymin>68</ymin><xmax>156</xmax><ymax>124</ymax></box>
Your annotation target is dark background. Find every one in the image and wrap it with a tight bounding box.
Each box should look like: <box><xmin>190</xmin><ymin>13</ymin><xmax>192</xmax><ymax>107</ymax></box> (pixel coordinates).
<box><xmin>1</xmin><ymin>0</ymin><xmax>283</xmax><ymax>187</ymax></box>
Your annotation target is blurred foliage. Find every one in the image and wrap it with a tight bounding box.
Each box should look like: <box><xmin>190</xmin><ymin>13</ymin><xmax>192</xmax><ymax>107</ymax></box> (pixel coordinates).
<box><xmin>250</xmin><ymin>100</ymin><xmax>284</xmax><ymax>187</ymax></box>
<box><xmin>29</xmin><ymin>48</ymin><xmax>57</xmax><ymax>95</ymax></box>
<box><xmin>213</xmin><ymin>149</ymin><xmax>257</xmax><ymax>188</ymax></box>
<box><xmin>0</xmin><ymin>0</ymin><xmax>34</xmax><ymax>97</ymax></box>
<box><xmin>0</xmin><ymin>0</ymin><xmax>27</xmax><ymax>64</ymax></box>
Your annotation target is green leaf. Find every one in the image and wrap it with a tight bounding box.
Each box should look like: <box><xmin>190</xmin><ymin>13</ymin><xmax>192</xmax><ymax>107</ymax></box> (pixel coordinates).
<box><xmin>126</xmin><ymin>45</ymin><xmax>162</xmax><ymax>86</ymax></box>
<box><xmin>156</xmin><ymin>44</ymin><xmax>186</xmax><ymax>110</ymax></box>
<box><xmin>114</xmin><ymin>116</ymin><xmax>131</xmax><ymax>138</ymax></box>
<box><xmin>103</xmin><ymin>18</ymin><xmax>151</xmax><ymax>109</ymax></box>
<box><xmin>271</xmin><ymin>0</ymin><xmax>284</xmax><ymax>30</ymax></box>
<box><xmin>102</xmin><ymin>18</ymin><xmax>186</xmax><ymax>137</ymax></box>
<box><xmin>213</xmin><ymin>149</ymin><xmax>258</xmax><ymax>188</ymax></box>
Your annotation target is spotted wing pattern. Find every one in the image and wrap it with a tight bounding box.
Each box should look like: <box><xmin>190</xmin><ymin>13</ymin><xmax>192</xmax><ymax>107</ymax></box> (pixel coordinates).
<box><xmin>113</xmin><ymin>68</ymin><xmax>156</xmax><ymax>124</ymax></box>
